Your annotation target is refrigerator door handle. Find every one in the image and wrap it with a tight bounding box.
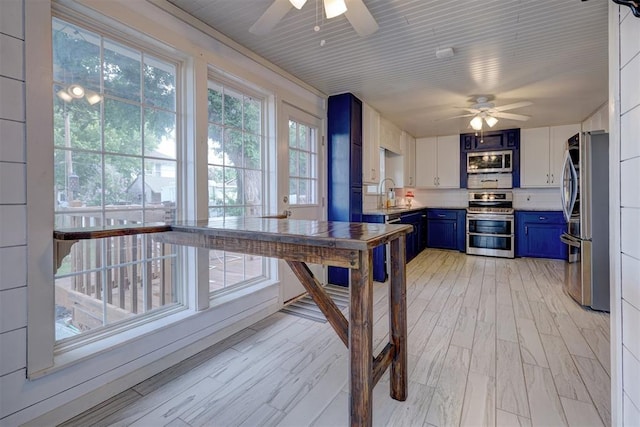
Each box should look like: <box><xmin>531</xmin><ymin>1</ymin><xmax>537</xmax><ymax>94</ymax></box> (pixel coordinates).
<box><xmin>561</xmin><ymin>150</ymin><xmax>578</xmax><ymax>222</ymax></box>
<box><xmin>560</xmin><ymin>232</ymin><xmax>581</xmax><ymax>248</ymax></box>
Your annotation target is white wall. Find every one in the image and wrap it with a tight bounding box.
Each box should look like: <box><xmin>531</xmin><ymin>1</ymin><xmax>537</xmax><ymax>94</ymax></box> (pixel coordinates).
<box><xmin>0</xmin><ymin>0</ymin><xmax>325</xmax><ymax>425</ymax></box>
<box><xmin>583</xmin><ymin>102</ymin><xmax>610</xmax><ymax>132</ymax></box>
<box><xmin>0</xmin><ymin>0</ymin><xmax>28</xmax><ymax>398</ymax></box>
<box><xmin>611</xmin><ymin>4</ymin><xmax>640</xmax><ymax>425</ymax></box>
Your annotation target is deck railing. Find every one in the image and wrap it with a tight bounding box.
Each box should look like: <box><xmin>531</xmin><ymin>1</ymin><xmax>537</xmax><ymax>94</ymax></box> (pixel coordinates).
<box><xmin>55</xmin><ymin>205</ymin><xmax>178</xmax><ymax>337</ymax></box>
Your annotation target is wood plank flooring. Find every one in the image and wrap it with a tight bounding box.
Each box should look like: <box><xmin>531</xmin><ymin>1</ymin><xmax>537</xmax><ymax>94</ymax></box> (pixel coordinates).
<box><xmin>60</xmin><ymin>249</ymin><xmax>611</xmax><ymax>427</ymax></box>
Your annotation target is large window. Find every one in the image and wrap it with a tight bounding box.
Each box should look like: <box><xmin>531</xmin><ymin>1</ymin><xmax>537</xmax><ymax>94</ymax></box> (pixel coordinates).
<box><xmin>52</xmin><ymin>18</ymin><xmax>182</xmax><ymax>341</ymax></box>
<box><xmin>206</xmin><ymin>80</ymin><xmax>266</xmax><ymax>293</ymax></box>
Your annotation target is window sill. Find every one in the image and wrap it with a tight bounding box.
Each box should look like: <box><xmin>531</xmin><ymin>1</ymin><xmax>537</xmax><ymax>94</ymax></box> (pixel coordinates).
<box><xmin>28</xmin><ymin>278</ymin><xmax>279</xmax><ymax>380</ymax></box>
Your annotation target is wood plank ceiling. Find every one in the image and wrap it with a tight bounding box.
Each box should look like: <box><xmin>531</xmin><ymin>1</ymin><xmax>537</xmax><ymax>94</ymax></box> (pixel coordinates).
<box><xmin>164</xmin><ymin>0</ymin><xmax>609</xmax><ymax>137</ymax></box>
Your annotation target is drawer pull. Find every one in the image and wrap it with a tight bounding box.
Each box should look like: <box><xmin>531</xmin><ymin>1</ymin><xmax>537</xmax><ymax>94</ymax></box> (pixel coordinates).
<box><xmin>539</xmin><ymin>216</ymin><xmax>546</xmax><ymax>220</ymax></box>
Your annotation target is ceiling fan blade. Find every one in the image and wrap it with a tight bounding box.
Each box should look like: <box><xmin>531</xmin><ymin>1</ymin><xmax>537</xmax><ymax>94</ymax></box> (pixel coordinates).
<box><xmin>453</xmin><ymin>107</ymin><xmax>481</xmax><ymax>114</ymax></box>
<box><xmin>447</xmin><ymin>114</ymin><xmax>476</xmax><ymax>119</ymax></box>
<box><xmin>344</xmin><ymin>0</ymin><xmax>379</xmax><ymax>36</ymax></box>
<box><xmin>492</xmin><ymin>101</ymin><xmax>532</xmax><ymax>112</ymax></box>
<box><xmin>491</xmin><ymin>111</ymin><xmax>531</xmax><ymax>121</ymax></box>
<box><xmin>249</xmin><ymin>0</ymin><xmax>293</xmax><ymax>35</ymax></box>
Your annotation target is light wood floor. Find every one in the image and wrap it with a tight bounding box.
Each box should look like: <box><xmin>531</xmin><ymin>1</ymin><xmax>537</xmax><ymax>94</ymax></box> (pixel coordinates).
<box><xmin>60</xmin><ymin>249</ymin><xmax>611</xmax><ymax>427</ymax></box>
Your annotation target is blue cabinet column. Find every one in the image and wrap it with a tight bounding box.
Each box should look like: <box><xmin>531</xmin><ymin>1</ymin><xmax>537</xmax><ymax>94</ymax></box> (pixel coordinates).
<box><xmin>328</xmin><ymin>93</ymin><xmax>363</xmax><ymax>286</ymax></box>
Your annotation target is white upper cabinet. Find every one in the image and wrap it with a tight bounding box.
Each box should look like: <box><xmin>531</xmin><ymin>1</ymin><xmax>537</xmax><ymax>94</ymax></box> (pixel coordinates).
<box><xmin>402</xmin><ymin>131</ymin><xmax>416</xmax><ymax>187</ymax></box>
<box><xmin>521</xmin><ymin>124</ymin><xmax>580</xmax><ymax>187</ymax></box>
<box><xmin>521</xmin><ymin>127</ymin><xmax>550</xmax><ymax>187</ymax></box>
<box><xmin>415</xmin><ymin>134</ymin><xmax>460</xmax><ymax>188</ymax></box>
<box><xmin>362</xmin><ymin>102</ymin><xmax>381</xmax><ymax>184</ymax></box>
<box><xmin>379</xmin><ymin>116</ymin><xmax>402</xmax><ymax>154</ymax></box>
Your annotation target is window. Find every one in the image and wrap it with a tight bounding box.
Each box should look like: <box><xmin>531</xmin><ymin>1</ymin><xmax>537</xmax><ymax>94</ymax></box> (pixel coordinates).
<box><xmin>206</xmin><ymin>79</ymin><xmax>266</xmax><ymax>293</ymax></box>
<box><xmin>52</xmin><ymin>18</ymin><xmax>182</xmax><ymax>341</ymax></box>
<box><xmin>288</xmin><ymin>120</ymin><xmax>318</xmax><ymax>205</ymax></box>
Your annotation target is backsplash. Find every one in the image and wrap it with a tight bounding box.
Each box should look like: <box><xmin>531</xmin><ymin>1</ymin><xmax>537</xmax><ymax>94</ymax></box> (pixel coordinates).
<box><xmin>512</xmin><ymin>188</ymin><xmax>562</xmax><ymax>210</ymax></box>
<box><xmin>362</xmin><ymin>187</ymin><xmax>562</xmax><ymax>211</ymax></box>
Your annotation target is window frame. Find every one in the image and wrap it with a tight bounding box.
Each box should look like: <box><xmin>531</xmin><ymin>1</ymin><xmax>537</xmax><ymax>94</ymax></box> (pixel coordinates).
<box><xmin>51</xmin><ymin>16</ymin><xmax>187</xmax><ymax>346</ymax></box>
<box><xmin>26</xmin><ymin>1</ymin><xmax>284</xmax><ymax>380</ymax></box>
<box><xmin>26</xmin><ymin>6</ymin><xmax>197</xmax><ymax>377</ymax></box>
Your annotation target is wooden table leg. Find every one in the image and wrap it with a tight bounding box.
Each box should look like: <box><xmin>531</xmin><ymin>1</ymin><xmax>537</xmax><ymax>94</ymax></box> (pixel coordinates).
<box><xmin>349</xmin><ymin>249</ymin><xmax>373</xmax><ymax>427</ymax></box>
<box><xmin>389</xmin><ymin>235</ymin><xmax>408</xmax><ymax>401</ymax></box>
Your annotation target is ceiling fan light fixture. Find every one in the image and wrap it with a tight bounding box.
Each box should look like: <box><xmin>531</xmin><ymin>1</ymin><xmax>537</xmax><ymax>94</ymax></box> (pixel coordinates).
<box><xmin>56</xmin><ymin>88</ymin><xmax>73</xmax><ymax>103</ymax></box>
<box><xmin>289</xmin><ymin>0</ymin><xmax>307</xmax><ymax>9</ymax></box>
<box><xmin>470</xmin><ymin>116</ymin><xmax>483</xmax><ymax>130</ymax></box>
<box><xmin>85</xmin><ymin>90</ymin><xmax>103</xmax><ymax>105</ymax></box>
<box><xmin>67</xmin><ymin>84</ymin><xmax>85</xmax><ymax>99</ymax></box>
<box><xmin>484</xmin><ymin>116</ymin><xmax>498</xmax><ymax>127</ymax></box>
<box><xmin>324</xmin><ymin>0</ymin><xmax>347</xmax><ymax>19</ymax></box>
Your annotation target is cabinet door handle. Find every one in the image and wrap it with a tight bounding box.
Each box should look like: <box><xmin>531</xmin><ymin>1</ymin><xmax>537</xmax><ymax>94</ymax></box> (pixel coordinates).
<box><xmin>525</xmin><ymin>225</ymin><xmax>528</xmax><ymax>235</ymax></box>
<box><xmin>454</xmin><ymin>223</ymin><xmax>456</xmax><ymax>231</ymax></box>
<box><xmin>551</xmin><ymin>174</ymin><xmax>554</xmax><ymax>183</ymax></box>
<box><xmin>546</xmin><ymin>174</ymin><xmax>549</xmax><ymax>184</ymax></box>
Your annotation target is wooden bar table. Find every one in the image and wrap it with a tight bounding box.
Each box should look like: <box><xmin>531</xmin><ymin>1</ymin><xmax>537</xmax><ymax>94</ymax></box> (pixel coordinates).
<box><xmin>54</xmin><ymin>218</ymin><xmax>411</xmax><ymax>426</ymax></box>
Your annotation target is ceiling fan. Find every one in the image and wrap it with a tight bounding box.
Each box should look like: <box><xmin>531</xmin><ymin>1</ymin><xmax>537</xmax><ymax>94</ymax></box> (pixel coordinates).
<box><xmin>452</xmin><ymin>96</ymin><xmax>532</xmax><ymax>130</ymax></box>
<box><xmin>249</xmin><ymin>0</ymin><xmax>379</xmax><ymax>37</ymax></box>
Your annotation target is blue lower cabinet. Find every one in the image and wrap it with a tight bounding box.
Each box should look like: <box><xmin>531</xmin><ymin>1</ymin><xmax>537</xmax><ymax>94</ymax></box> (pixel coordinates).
<box><xmin>427</xmin><ymin>209</ymin><xmax>466</xmax><ymax>251</ymax></box>
<box><xmin>400</xmin><ymin>212</ymin><xmax>423</xmax><ymax>262</ymax></box>
<box><xmin>515</xmin><ymin>211</ymin><xmax>567</xmax><ymax>260</ymax></box>
<box><xmin>362</xmin><ymin>214</ymin><xmax>387</xmax><ymax>282</ymax></box>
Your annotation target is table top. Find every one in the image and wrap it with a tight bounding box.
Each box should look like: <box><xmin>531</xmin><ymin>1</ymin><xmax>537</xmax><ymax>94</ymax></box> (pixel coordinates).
<box><xmin>54</xmin><ymin>218</ymin><xmax>412</xmax><ymax>250</ymax></box>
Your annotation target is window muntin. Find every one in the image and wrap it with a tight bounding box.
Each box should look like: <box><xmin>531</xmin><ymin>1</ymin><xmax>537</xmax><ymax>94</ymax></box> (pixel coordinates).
<box><xmin>52</xmin><ymin>17</ymin><xmax>182</xmax><ymax>342</ymax></box>
<box><xmin>207</xmin><ymin>80</ymin><xmax>266</xmax><ymax>293</ymax></box>
<box><xmin>288</xmin><ymin>120</ymin><xmax>318</xmax><ymax>205</ymax></box>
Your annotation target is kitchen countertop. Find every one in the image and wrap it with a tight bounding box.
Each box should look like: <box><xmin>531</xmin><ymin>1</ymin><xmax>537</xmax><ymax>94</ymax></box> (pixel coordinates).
<box><xmin>363</xmin><ymin>206</ymin><xmax>466</xmax><ymax>216</ymax></box>
<box><xmin>513</xmin><ymin>208</ymin><xmax>563</xmax><ymax>212</ymax></box>
<box><xmin>364</xmin><ymin>206</ymin><xmax>563</xmax><ymax>216</ymax></box>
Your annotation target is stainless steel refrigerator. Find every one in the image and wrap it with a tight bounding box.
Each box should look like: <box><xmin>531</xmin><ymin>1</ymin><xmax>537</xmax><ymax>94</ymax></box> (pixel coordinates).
<box><xmin>560</xmin><ymin>131</ymin><xmax>610</xmax><ymax>312</ymax></box>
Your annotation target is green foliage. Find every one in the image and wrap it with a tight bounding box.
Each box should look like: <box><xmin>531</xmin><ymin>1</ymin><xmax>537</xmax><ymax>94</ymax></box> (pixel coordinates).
<box><xmin>53</xmin><ymin>18</ymin><xmax>176</xmax><ymax>207</ymax></box>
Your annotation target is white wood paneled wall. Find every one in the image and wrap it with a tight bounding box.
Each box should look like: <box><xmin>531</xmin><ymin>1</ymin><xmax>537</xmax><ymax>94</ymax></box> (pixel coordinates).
<box><xmin>614</xmin><ymin>5</ymin><xmax>640</xmax><ymax>425</ymax></box>
<box><xmin>0</xmin><ymin>0</ymin><xmax>27</xmax><ymax>384</ymax></box>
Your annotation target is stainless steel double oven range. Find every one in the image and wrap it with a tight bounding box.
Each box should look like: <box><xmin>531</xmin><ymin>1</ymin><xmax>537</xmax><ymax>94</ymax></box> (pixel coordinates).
<box><xmin>466</xmin><ymin>150</ymin><xmax>515</xmax><ymax>258</ymax></box>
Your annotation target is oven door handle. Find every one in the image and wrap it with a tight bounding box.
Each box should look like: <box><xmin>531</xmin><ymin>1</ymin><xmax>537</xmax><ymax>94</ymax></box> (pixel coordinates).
<box><xmin>467</xmin><ymin>232</ymin><xmax>514</xmax><ymax>238</ymax></box>
<box><xmin>467</xmin><ymin>214</ymin><xmax>514</xmax><ymax>221</ymax></box>
<box><xmin>386</xmin><ymin>219</ymin><xmax>402</xmax><ymax>224</ymax></box>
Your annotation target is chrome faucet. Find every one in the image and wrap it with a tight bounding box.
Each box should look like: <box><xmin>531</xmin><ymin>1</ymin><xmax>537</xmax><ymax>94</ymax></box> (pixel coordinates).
<box><xmin>378</xmin><ymin>177</ymin><xmax>396</xmax><ymax>209</ymax></box>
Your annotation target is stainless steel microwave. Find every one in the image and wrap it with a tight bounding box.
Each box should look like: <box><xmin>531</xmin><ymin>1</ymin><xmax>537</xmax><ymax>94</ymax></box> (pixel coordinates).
<box><xmin>467</xmin><ymin>150</ymin><xmax>513</xmax><ymax>174</ymax></box>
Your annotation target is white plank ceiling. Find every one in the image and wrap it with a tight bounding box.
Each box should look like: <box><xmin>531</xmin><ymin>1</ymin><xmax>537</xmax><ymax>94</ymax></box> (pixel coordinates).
<box><xmin>164</xmin><ymin>0</ymin><xmax>609</xmax><ymax>137</ymax></box>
